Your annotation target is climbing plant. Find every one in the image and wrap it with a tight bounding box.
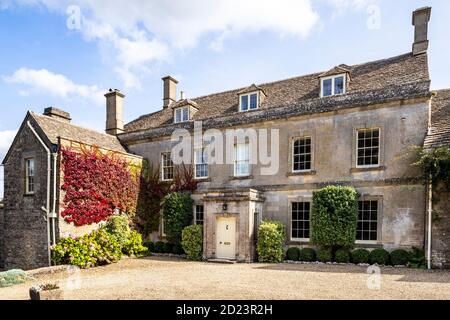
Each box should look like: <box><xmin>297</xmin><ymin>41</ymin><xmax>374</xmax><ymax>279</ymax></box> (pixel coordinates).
<box><xmin>61</xmin><ymin>147</ymin><xmax>140</xmax><ymax>226</ymax></box>
<box><xmin>413</xmin><ymin>146</ymin><xmax>450</xmax><ymax>187</ymax></box>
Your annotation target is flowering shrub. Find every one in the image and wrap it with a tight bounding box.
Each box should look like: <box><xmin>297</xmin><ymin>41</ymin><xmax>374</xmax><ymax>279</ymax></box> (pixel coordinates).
<box><xmin>122</xmin><ymin>230</ymin><xmax>148</xmax><ymax>257</ymax></box>
<box><xmin>61</xmin><ymin>148</ymin><xmax>139</xmax><ymax>226</ymax></box>
<box><xmin>52</xmin><ymin>229</ymin><xmax>122</xmax><ymax>268</ymax></box>
<box><xmin>104</xmin><ymin>215</ymin><xmax>131</xmax><ymax>246</ymax></box>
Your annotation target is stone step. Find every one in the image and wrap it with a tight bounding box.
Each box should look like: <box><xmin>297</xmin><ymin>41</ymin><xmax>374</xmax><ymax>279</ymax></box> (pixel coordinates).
<box><xmin>207</xmin><ymin>259</ymin><xmax>237</xmax><ymax>264</ymax></box>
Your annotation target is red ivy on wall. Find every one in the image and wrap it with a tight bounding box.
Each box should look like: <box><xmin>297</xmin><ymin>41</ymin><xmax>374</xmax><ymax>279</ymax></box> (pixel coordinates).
<box><xmin>61</xmin><ymin>148</ymin><xmax>139</xmax><ymax>226</ymax></box>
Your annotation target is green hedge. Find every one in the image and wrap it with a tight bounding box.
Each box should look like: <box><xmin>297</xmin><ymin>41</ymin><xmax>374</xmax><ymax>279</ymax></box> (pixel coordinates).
<box><xmin>351</xmin><ymin>249</ymin><xmax>370</xmax><ymax>264</ymax></box>
<box><xmin>122</xmin><ymin>230</ymin><xmax>148</xmax><ymax>257</ymax></box>
<box><xmin>390</xmin><ymin>249</ymin><xmax>410</xmax><ymax>266</ymax></box>
<box><xmin>335</xmin><ymin>249</ymin><xmax>351</xmax><ymax>263</ymax></box>
<box><xmin>369</xmin><ymin>248</ymin><xmax>390</xmax><ymax>265</ymax></box>
<box><xmin>162</xmin><ymin>192</ymin><xmax>194</xmax><ymax>245</ymax></box>
<box><xmin>311</xmin><ymin>186</ymin><xmax>359</xmax><ymax>250</ymax></box>
<box><xmin>286</xmin><ymin>247</ymin><xmax>300</xmax><ymax>261</ymax></box>
<box><xmin>316</xmin><ymin>248</ymin><xmax>332</xmax><ymax>263</ymax></box>
<box><xmin>154</xmin><ymin>241</ymin><xmax>165</xmax><ymax>253</ymax></box>
<box><xmin>299</xmin><ymin>248</ymin><xmax>316</xmax><ymax>262</ymax></box>
<box><xmin>257</xmin><ymin>221</ymin><xmax>285</xmax><ymax>263</ymax></box>
<box><xmin>181</xmin><ymin>225</ymin><xmax>203</xmax><ymax>261</ymax></box>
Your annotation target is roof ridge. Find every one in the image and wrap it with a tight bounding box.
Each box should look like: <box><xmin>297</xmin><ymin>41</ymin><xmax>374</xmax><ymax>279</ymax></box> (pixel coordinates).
<box><xmin>30</xmin><ymin>111</ymin><xmax>118</xmax><ymax>141</ymax></box>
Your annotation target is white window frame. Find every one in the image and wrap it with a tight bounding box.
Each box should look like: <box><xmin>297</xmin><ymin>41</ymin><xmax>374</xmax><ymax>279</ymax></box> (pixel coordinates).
<box><xmin>355</xmin><ymin>128</ymin><xmax>381</xmax><ymax>169</ymax></box>
<box><xmin>234</xmin><ymin>142</ymin><xmax>250</xmax><ymax>177</ymax></box>
<box><xmin>194</xmin><ymin>204</ymin><xmax>204</xmax><ymax>226</ymax></box>
<box><xmin>194</xmin><ymin>148</ymin><xmax>209</xmax><ymax>179</ymax></box>
<box><xmin>355</xmin><ymin>199</ymin><xmax>379</xmax><ymax>245</ymax></box>
<box><xmin>290</xmin><ymin>201</ymin><xmax>311</xmax><ymax>242</ymax></box>
<box><xmin>25</xmin><ymin>158</ymin><xmax>35</xmax><ymax>195</ymax></box>
<box><xmin>320</xmin><ymin>74</ymin><xmax>346</xmax><ymax>97</ymax></box>
<box><xmin>239</xmin><ymin>91</ymin><xmax>259</xmax><ymax>112</ymax></box>
<box><xmin>292</xmin><ymin>136</ymin><xmax>312</xmax><ymax>173</ymax></box>
<box><xmin>161</xmin><ymin>152</ymin><xmax>174</xmax><ymax>181</ymax></box>
<box><xmin>160</xmin><ymin>213</ymin><xmax>166</xmax><ymax>237</ymax></box>
<box><xmin>174</xmin><ymin>106</ymin><xmax>190</xmax><ymax>123</ymax></box>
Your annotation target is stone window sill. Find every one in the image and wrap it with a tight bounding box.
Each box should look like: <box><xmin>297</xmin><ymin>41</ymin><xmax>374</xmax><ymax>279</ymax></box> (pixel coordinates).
<box><xmin>350</xmin><ymin>166</ymin><xmax>386</xmax><ymax>173</ymax></box>
<box><xmin>286</xmin><ymin>170</ymin><xmax>316</xmax><ymax>177</ymax></box>
<box><xmin>195</xmin><ymin>177</ymin><xmax>211</xmax><ymax>182</ymax></box>
<box><xmin>229</xmin><ymin>175</ymin><xmax>253</xmax><ymax>181</ymax></box>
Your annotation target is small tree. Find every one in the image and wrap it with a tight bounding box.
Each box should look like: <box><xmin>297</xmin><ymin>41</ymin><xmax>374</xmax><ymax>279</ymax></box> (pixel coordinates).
<box><xmin>257</xmin><ymin>221</ymin><xmax>285</xmax><ymax>263</ymax></box>
<box><xmin>162</xmin><ymin>192</ymin><xmax>193</xmax><ymax>245</ymax></box>
<box><xmin>311</xmin><ymin>186</ymin><xmax>359</xmax><ymax>253</ymax></box>
<box><xmin>181</xmin><ymin>225</ymin><xmax>203</xmax><ymax>260</ymax></box>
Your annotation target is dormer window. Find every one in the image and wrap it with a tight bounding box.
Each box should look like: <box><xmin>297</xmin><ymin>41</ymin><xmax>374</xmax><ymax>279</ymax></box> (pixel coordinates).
<box><xmin>174</xmin><ymin>107</ymin><xmax>189</xmax><ymax>123</ymax></box>
<box><xmin>240</xmin><ymin>92</ymin><xmax>259</xmax><ymax>112</ymax></box>
<box><xmin>321</xmin><ymin>74</ymin><xmax>346</xmax><ymax>97</ymax></box>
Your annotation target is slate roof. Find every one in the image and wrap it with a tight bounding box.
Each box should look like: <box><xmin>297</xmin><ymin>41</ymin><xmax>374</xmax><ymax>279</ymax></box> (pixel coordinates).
<box><xmin>424</xmin><ymin>89</ymin><xmax>450</xmax><ymax>149</ymax></box>
<box><xmin>121</xmin><ymin>52</ymin><xmax>430</xmax><ymax>142</ymax></box>
<box><xmin>30</xmin><ymin>112</ymin><xmax>127</xmax><ymax>153</ymax></box>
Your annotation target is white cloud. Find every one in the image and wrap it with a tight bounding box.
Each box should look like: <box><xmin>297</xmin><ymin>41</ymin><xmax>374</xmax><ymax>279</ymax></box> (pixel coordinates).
<box><xmin>2</xmin><ymin>0</ymin><xmax>320</xmax><ymax>88</ymax></box>
<box><xmin>326</xmin><ymin>0</ymin><xmax>378</xmax><ymax>17</ymax></box>
<box><xmin>3</xmin><ymin>68</ymin><xmax>105</xmax><ymax>105</ymax></box>
<box><xmin>0</xmin><ymin>130</ymin><xmax>16</xmax><ymax>200</ymax></box>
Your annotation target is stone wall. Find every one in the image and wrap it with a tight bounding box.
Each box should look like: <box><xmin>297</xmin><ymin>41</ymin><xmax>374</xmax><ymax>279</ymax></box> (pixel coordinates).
<box><xmin>432</xmin><ymin>182</ymin><xmax>450</xmax><ymax>268</ymax></box>
<box><xmin>2</xmin><ymin>124</ymin><xmax>51</xmax><ymax>270</ymax></box>
<box><xmin>0</xmin><ymin>202</ymin><xmax>4</xmax><ymax>270</ymax></box>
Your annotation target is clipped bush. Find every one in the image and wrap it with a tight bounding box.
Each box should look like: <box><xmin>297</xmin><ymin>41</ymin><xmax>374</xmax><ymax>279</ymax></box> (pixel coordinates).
<box><xmin>122</xmin><ymin>230</ymin><xmax>148</xmax><ymax>257</ymax></box>
<box><xmin>173</xmin><ymin>243</ymin><xmax>185</xmax><ymax>255</ymax></box>
<box><xmin>408</xmin><ymin>247</ymin><xmax>427</xmax><ymax>269</ymax></box>
<box><xmin>299</xmin><ymin>248</ymin><xmax>316</xmax><ymax>262</ymax></box>
<box><xmin>390</xmin><ymin>249</ymin><xmax>410</xmax><ymax>266</ymax></box>
<box><xmin>144</xmin><ymin>241</ymin><xmax>155</xmax><ymax>253</ymax></box>
<box><xmin>257</xmin><ymin>221</ymin><xmax>285</xmax><ymax>263</ymax></box>
<box><xmin>369</xmin><ymin>248</ymin><xmax>390</xmax><ymax>265</ymax></box>
<box><xmin>104</xmin><ymin>215</ymin><xmax>131</xmax><ymax>247</ymax></box>
<box><xmin>351</xmin><ymin>249</ymin><xmax>370</xmax><ymax>264</ymax></box>
<box><xmin>0</xmin><ymin>270</ymin><xmax>27</xmax><ymax>288</ymax></box>
<box><xmin>181</xmin><ymin>225</ymin><xmax>203</xmax><ymax>261</ymax></box>
<box><xmin>286</xmin><ymin>247</ymin><xmax>300</xmax><ymax>261</ymax></box>
<box><xmin>316</xmin><ymin>248</ymin><xmax>332</xmax><ymax>263</ymax></box>
<box><xmin>154</xmin><ymin>241</ymin><xmax>165</xmax><ymax>253</ymax></box>
<box><xmin>163</xmin><ymin>242</ymin><xmax>174</xmax><ymax>254</ymax></box>
<box><xmin>311</xmin><ymin>186</ymin><xmax>359</xmax><ymax>251</ymax></box>
<box><xmin>335</xmin><ymin>249</ymin><xmax>351</xmax><ymax>263</ymax></box>
<box><xmin>162</xmin><ymin>192</ymin><xmax>194</xmax><ymax>245</ymax></box>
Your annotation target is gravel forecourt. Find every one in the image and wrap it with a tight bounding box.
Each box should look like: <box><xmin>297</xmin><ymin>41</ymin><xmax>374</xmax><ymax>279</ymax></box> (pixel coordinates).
<box><xmin>1</xmin><ymin>256</ymin><xmax>449</xmax><ymax>300</ymax></box>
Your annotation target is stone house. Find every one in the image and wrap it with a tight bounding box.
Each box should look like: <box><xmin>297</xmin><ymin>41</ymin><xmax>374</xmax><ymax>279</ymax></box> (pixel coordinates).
<box><xmin>1</xmin><ymin>7</ymin><xmax>449</xmax><ymax>270</ymax></box>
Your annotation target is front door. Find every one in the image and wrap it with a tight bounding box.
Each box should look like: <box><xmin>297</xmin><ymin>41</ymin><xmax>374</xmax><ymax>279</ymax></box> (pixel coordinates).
<box><xmin>216</xmin><ymin>217</ymin><xmax>236</xmax><ymax>260</ymax></box>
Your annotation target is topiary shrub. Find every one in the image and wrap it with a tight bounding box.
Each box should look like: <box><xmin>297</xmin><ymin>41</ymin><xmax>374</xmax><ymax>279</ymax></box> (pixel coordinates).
<box><xmin>335</xmin><ymin>249</ymin><xmax>351</xmax><ymax>263</ymax></box>
<box><xmin>351</xmin><ymin>249</ymin><xmax>370</xmax><ymax>264</ymax></box>
<box><xmin>408</xmin><ymin>247</ymin><xmax>427</xmax><ymax>269</ymax></box>
<box><xmin>299</xmin><ymin>248</ymin><xmax>316</xmax><ymax>262</ymax></box>
<box><xmin>311</xmin><ymin>186</ymin><xmax>359</xmax><ymax>252</ymax></box>
<box><xmin>122</xmin><ymin>230</ymin><xmax>148</xmax><ymax>257</ymax></box>
<box><xmin>144</xmin><ymin>241</ymin><xmax>155</xmax><ymax>253</ymax></box>
<box><xmin>162</xmin><ymin>192</ymin><xmax>194</xmax><ymax>245</ymax></box>
<box><xmin>390</xmin><ymin>249</ymin><xmax>410</xmax><ymax>266</ymax></box>
<box><xmin>257</xmin><ymin>221</ymin><xmax>285</xmax><ymax>263</ymax></box>
<box><xmin>104</xmin><ymin>215</ymin><xmax>131</xmax><ymax>247</ymax></box>
<box><xmin>181</xmin><ymin>225</ymin><xmax>203</xmax><ymax>261</ymax></box>
<box><xmin>154</xmin><ymin>241</ymin><xmax>165</xmax><ymax>253</ymax></box>
<box><xmin>163</xmin><ymin>242</ymin><xmax>174</xmax><ymax>254</ymax></box>
<box><xmin>316</xmin><ymin>248</ymin><xmax>332</xmax><ymax>263</ymax></box>
<box><xmin>286</xmin><ymin>247</ymin><xmax>300</xmax><ymax>261</ymax></box>
<box><xmin>369</xmin><ymin>248</ymin><xmax>390</xmax><ymax>265</ymax></box>
<box><xmin>173</xmin><ymin>243</ymin><xmax>185</xmax><ymax>255</ymax></box>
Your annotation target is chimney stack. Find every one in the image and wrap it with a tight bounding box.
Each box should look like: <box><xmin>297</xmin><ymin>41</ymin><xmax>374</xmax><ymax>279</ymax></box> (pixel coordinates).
<box><xmin>162</xmin><ymin>76</ymin><xmax>178</xmax><ymax>108</ymax></box>
<box><xmin>412</xmin><ymin>7</ymin><xmax>431</xmax><ymax>56</ymax></box>
<box><xmin>105</xmin><ymin>89</ymin><xmax>124</xmax><ymax>135</ymax></box>
<box><xmin>43</xmin><ymin>107</ymin><xmax>71</xmax><ymax>123</ymax></box>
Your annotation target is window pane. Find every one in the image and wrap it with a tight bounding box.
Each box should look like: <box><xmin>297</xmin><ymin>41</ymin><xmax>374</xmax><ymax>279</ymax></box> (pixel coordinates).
<box><xmin>195</xmin><ymin>205</ymin><xmax>204</xmax><ymax>225</ymax></box>
<box><xmin>175</xmin><ymin>109</ymin><xmax>181</xmax><ymax>123</ymax></box>
<box><xmin>249</xmin><ymin>94</ymin><xmax>258</xmax><ymax>109</ymax></box>
<box><xmin>334</xmin><ymin>76</ymin><xmax>344</xmax><ymax>94</ymax></box>
<box><xmin>357</xmin><ymin>129</ymin><xmax>380</xmax><ymax>167</ymax></box>
<box><xmin>182</xmin><ymin>107</ymin><xmax>189</xmax><ymax>121</ymax></box>
<box><xmin>322</xmin><ymin>79</ymin><xmax>332</xmax><ymax>97</ymax></box>
<box><xmin>293</xmin><ymin>137</ymin><xmax>312</xmax><ymax>172</ymax></box>
<box><xmin>162</xmin><ymin>153</ymin><xmax>174</xmax><ymax>180</ymax></box>
<box><xmin>356</xmin><ymin>200</ymin><xmax>378</xmax><ymax>242</ymax></box>
<box><xmin>291</xmin><ymin>202</ymin><xmax>311</xmax><ymax>240</ymax></box>
<box><xmin>241</xmin><ymin>95</ymin><xmax>248</xmax><ymax>111</ymax></box>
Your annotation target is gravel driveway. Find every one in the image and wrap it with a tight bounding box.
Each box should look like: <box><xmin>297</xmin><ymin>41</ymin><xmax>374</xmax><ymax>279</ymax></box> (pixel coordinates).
<box><xmin>1</xmin><ymin>256</ymin><xmax>449</xmax><ymax>300</ymax></box>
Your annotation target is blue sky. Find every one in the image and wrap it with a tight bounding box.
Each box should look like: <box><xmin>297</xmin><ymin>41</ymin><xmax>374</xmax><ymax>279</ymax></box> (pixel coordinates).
<box><xmin>0</xmin><ymin>0</ymin><xmax>449</xmax><ymax>198</ymax></box>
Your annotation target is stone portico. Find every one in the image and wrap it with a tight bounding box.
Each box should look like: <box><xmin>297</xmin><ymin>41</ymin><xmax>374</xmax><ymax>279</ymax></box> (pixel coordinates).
<box><xmin>195</xmin><ymin>189</ymin><xmax>264</xmax><ymax>262</ymax></box>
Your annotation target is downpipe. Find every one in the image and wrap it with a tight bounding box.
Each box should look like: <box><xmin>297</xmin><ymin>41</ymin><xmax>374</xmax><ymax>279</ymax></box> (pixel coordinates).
<box><xmin>427</xmin><ymin>180</ymin><xmax>433</xmax><ymax>270</ymax></box>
